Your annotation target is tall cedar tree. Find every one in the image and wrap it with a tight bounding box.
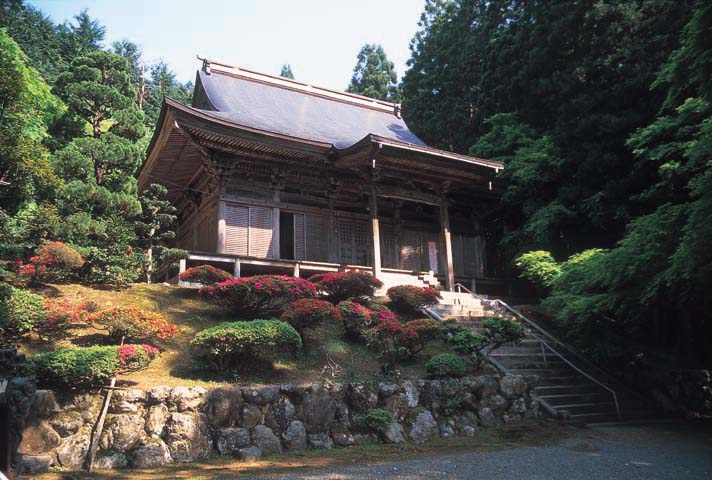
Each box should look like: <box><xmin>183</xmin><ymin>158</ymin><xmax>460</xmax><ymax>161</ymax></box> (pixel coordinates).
<box><xmin>403</xmin><ymin>0</ymin><xmax>694</xmax><ymax>258</ymax></box>
<box><xmin>347</xmin><ymin>44</ymin><xmax>401</xmax><ymax>102</ymax></box>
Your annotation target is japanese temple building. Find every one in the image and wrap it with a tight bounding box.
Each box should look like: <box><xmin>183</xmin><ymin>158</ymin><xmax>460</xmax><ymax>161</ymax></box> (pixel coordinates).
<box><xmin>139</xmin><ymin>58</ymin><xmax>505</xmax><ymax>292</ymax></box>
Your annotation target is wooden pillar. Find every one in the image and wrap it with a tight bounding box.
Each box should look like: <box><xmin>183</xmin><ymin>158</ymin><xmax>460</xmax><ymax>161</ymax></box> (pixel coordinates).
<box><xmin>233</xmin><ymin>258</ymin><xmax>241</xmax><ymax>278</ymax></box>
<box><xmin>293</xmin><ymin>262</ymin><xmax>300</xmax><ymax>278</ymax></box>
<box><xmin>369</xmin><ymin>185</ymin><xmax>382</xmax><ymax>279</ymax></box>
<box><xmin>271</xmin><ymin>206</ymin><xmax>280</xmax><ymax>259</ymax></box>
<box><xmin>217</xmin><ymin>200</ymin><xmax>226</xmax><ymax>254</ymax></box>
<box><xmin>440</xmin><ymin>196</ymin><xmax>455</xmax><ymax>291</ymax></box>
<box><xmin>394</xmin><ymin>201</ymin><xmax>402</xmax><ymax>269</ymax></box>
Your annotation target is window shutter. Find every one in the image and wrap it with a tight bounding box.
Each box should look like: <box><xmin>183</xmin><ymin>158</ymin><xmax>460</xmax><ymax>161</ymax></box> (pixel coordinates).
<box><xmin>337</xmin><ymin>217</ymin><xmax>354</xmax><ymax>264</ymax></box>
<box><xmin>305</xmin><ymin>214</ymin><xmax>329</xmax><ymax>262</ymax></box>
<box><xmin>380</xmin><ymin>223</ymin><xmax>397</xmax><ymax>268</ymax></box>
<box><xmin>294</xmin><ymin>213</ymin><xmax>306</xmax><ymax>261</ymax></box>
<box><xmin>225</xmin><ymin>204</ymin><xmax>249</xmax><ymax>255</ymax></box>
<box><xmin>249</xmin><ymin>206</ymin><xmax>273</xmax><ymax>258</ymax></box>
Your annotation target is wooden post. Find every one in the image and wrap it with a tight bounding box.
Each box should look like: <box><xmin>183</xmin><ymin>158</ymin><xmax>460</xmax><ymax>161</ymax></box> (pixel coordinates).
<box><xmin>233</xmin><ymin>258</ymin><xmax>241</xmax><ymax>278</ymax></box>
<box><xmin>271</xmin><ymin>206</ymin><xmax>280</xmax><ymax>259</ymax></box>
<box><xmin>394</xmin><ymin>201</ymin><xmax>402</xmax><ymax>269</ymax></box>
<box><xmin>178</xmin><ymin>258</ymin><xmax>187</xmax><ymax>286</ymax></box>
<box><xmin>217</xmin><ymin>200</ymin><xmax>226</xmax><ymax>254</ymax></box>
<box><xmin>369</xmin><ymin>185</ymin><xmax>381</xmax><ymax>279</ymax></box>
<box><xmin>440</xmin><ymin>195</ymin><xmax>455</xmax><ymax>292</ymax></box>
<box><xmin>293</xmin><ymin>262</ymin><xmax>300</xmax><ymax>278</ymax></box>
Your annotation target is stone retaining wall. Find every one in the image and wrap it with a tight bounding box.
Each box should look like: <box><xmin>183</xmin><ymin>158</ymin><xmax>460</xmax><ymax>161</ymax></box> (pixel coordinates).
<box><xmin>17</xmin><ymin>373</ymin><xmax>538</xmax><ymax>474</ymax></box>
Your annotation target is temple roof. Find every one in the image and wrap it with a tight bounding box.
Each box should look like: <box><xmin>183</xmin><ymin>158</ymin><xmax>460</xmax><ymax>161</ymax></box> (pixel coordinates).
<box><xmin>193</xmin><ymin>59</ymin><xmax>427</xmax><ymax>149</ymax></box>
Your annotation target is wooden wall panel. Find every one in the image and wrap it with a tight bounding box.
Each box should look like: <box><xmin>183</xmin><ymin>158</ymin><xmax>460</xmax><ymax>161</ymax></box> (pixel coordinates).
<box><xmin>225</xmin><ymin>204</ymin><xmax>249</xmax><ymax>255</ymax></box>
<box><xmin>294</xmin><ymin>213</ymin><xmax>306</xmax><ymax>261</ymax></box>
<box><xmin>249</xmin><ymin>206</ymin><xmax>273</xmax><ymax>258</ymax></box>
<box><xmin>305</xmin><ymin>214</ymin><xmax>329</xmax><ymax>262</ymax></box>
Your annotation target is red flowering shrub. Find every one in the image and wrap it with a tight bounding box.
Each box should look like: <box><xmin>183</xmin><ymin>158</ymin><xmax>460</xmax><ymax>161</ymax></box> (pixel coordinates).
<box><xmin>34</xmin><ymin>298</ymin><xmax>97</xmax><ymax>341</ymax></box>
<box><xmin>365</xmin><ymin>312</ymin><xmax>422</xmax><ymax>362</ymax></box>
<box><xmin>308</xmin><ymin>270</ymin><xmax>383</xmax><ymax>302</ymax></box>
<box><xmin>200</xmin><ymin>275</ymin><xmax>317</xmax><ymax>319</ymax></box>
<box><xmin>179</xmin><ymin>265</ymin><xmax>233</xmax><ymax>284</ymax></box>
<box><xmin>92</xmin><ymin>307</ymin><xmax>178</xmax><ymax>342</ymax></box>
<box><xmin>337</xmin><ymin>300</ymin><xmax>376</xmax><ymax>338</ymax></box>
<box><xmin>280</xmin><ymin>298</ymin><xmax>341</xmax><ymax>332</ymax></box>
<box><xmin>405</xmin><ymin>319</ymin><xmax>441</xmax><ymax>342</ymax></box>
<box><xmin>117</xmin><ymin>343</ymin><xmax>162</xmax><ymax>372</ymax></box>
<box><xmin>16</xmin><ymin>242</ymin><xmax>84</xmax><ymax>283</ymax></box>
<box><xmin>387</xmin><ymin>285</ymin><xmax>441</xmax><ymax>314</ymax></box>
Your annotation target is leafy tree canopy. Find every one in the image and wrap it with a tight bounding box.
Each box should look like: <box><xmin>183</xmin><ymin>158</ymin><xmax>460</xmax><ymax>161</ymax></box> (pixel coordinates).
<box><xmin>280</xmin><ymin>64</ymin><xmax>294</xmax><ymax>79</ymax></box>
<box><xmin>347</xmin><ymin>44</ymin><xmax>400</xmax><ymax>102</ymax></box>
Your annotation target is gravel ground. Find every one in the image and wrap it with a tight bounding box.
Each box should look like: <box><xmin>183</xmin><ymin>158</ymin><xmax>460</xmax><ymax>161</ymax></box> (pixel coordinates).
<box><xmin>247</xmin><ymin>422</ymin><xmax>712</xmax><ymax>480</ymax></box>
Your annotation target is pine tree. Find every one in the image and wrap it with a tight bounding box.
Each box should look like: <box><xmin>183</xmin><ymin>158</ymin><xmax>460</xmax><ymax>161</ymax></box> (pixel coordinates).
<box><xmin>280</xmin><ymin>64</ymin><xmax>294</xmax><ymax>79</ymax></box>
<box><xmin>347</xmin><ymin>44</ymin><xmax>400</xmax><ymax>102</ymax></box>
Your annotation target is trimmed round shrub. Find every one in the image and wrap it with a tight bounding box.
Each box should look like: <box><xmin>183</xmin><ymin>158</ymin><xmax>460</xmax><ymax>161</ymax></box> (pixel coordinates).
<box><xmin>24</xmin><ymin>344</ymin><xmax>161</xmax><ymax>390</ymax></box>
<box><xmin>92</xmin><ymin>307</ymin><xmax>178</xmax><ymax>342</ymax></box>
<box><xmin>190</xmin><ymin>320</ymin><xmax>302</xmax><ymax>371</ymax></box>
<box><xmin>337</xmin><ymin>300</ymin><xmax>375</xmax><ymax>338</ymax></box>
<box><xmin>387</xmin><ymin>285</ymin><xmax>441</xmax><ymax>313</ymax></box>
<box><xmin>354</xmin><ymin>408</ymin><xmax>395</xmax><ymax>435</ymax></box>
<box><xmin>200</xmin><ymin>275</ymin><xmax>317</xmax><ymax>319</ymax></box>
<box><xmin>308</xmin><ymin>270</ymin><xmax>383</xmax><ymax>302</ymax></box>
<box><xmin>0</xmin><ymin>285</ymin><xmax>45</xmax><ymax>346</ymax></box>
<box><xmin>179</xmin><ymin>264</ymin><xmax>233</xmax><ymax>284</ymax></box>
<box><xmin>426</xmin><ymin>353</ymin><xmax>468</xmax><ymax>378</ymax></box>
<box><xmin>280</xmin><ymin>298</ymin><xmax>341</xmax><ymax>332</ymax></box>
<box><xmin>406</xmin><ymin>319</ymin><xmax>441</xmax><ymax>342</ymax></box>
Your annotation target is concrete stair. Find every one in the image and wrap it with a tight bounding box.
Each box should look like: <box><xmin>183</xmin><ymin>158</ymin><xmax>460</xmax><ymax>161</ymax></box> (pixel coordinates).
<box><xmin>433</xmin><ymin>291</ymin><xmax>660</xmax><ymax>424</ymax></box>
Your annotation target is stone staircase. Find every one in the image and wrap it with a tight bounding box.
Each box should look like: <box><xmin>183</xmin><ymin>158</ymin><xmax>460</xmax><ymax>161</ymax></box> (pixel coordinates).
<box><xmin>431</xmin><ymin>291</ymin><xmax>659</xmax><ymax>424</ymax></box>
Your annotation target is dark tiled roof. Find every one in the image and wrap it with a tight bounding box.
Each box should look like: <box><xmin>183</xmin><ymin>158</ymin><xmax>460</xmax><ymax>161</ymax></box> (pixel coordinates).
<box><xmin>195</xmin><ymin>67</ymin><xmax>427</xmax><ymax>150</ymax></box>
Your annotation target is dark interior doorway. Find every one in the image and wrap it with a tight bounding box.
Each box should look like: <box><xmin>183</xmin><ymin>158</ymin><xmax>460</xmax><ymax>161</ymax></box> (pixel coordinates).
<box><xmin>280</xmin><ymin>212</ymin><xmax>294</xmax><ymax>260</ymax></box>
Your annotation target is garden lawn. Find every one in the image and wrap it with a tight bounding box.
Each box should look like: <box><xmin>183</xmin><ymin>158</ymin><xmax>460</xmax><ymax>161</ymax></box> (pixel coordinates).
<box><xmin>18</xmin><ymin>283</ymin><xmax>453</xmax><ymax>389</ymax></box>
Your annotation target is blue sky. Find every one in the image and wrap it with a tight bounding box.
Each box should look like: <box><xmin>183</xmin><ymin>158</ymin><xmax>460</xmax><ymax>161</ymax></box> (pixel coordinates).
<box><xmin>30</xmin><ymin>0</ymin><xmax>425</xmax><ymax>90</ymax></box>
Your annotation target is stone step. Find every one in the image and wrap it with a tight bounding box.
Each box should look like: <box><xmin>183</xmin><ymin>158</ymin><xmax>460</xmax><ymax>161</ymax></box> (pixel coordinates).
<box><xmin>535</xmin><ymin>384</ymin><xmax>604</xmax><ymax>396</ymax></box>
<box><xmin>555</xmin><ymin>402</ymin><xmax>617</xmax><ymax>415</ymax></box>
<box><xmin>540</xmin><ymin>392</ymin><xmax>612</xmax><ymax>406</ymax></box>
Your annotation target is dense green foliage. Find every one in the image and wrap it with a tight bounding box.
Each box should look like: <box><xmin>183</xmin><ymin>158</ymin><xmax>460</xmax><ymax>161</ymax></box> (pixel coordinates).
<box><xmin>0</xmin><ymin>285</ymin><xmax>45</xmax><ymax>346</ymax></box>
<box><xmin>426</xmin><ymin>353</ymin><xmax>467</xmax><ymax>378</ymax></box>
<box><xmin>442</xmin><ymin>317</ymin><xmax>524</xmax><ymax>369</ymax></box>
<box><xmin>190</xmin><ymin>320</ymin><xmax>302</xmax><ymax>371</ymax></box>
<box><xmin>279</xmin><ymin>64</ymin><xmax>294</xmax><ymax>79</ymax></box>
<box><xmin>354</xmin><ymin>408</ymin><xmax>395</xmax><ymax>435</ymax></box>
<box><xmin>25</xmin><ymin>344</ymin><xmax>159</xmax><ymax>390</ymax></box>
<box><xmin>346</xmin><ymin>44</ymin><xmax>401</xmax><ymax>102</ymax></box>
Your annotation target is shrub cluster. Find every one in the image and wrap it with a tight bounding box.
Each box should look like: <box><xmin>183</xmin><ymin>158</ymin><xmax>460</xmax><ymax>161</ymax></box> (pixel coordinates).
<box><xmin>365</xmin><ymin>310</ymin><xmax>422</xmax><ymax>363</ymax></box>
<box><xmin>25</xmin><ymin>344</ymin><xmax>160</xmax><ymax>390</ymax></box>
<box><xmin>387</xmin><ymin>285</ymin><xmax>441</xmax><ymax>314</ymax></box>
<box><xmin>35</xmin><ymin>297</ymin><xmax>96</xmax><ymax>341</ymax></box>
<box><xmin>406</xmin><ymin>319</ymin><xmax>441</xmax><ymax>342</ymax></box>
<box><xmin>308</xmin><ymin>270</ymin><xmax>383</xmax><ymax>302</ymax></box>
<box><xmin>337</xmin><ymin>300</ymin><xmax>376</xmax><ymax>338</ymax></box>
<box><xmin>190</xmin><ymin>320</ymin><xmax>302</xmax><ymax>371</ymax></box>
<box><xmin>426</xmin><ymin>353</ymin><xmax>468</xmax><ymax>378</ymax></box>
<box><xmin>200</xmin><ymin>275</ymin><xmax>317</xmax><ymax>318</ymax></box>
<box><xmin>92</xmin><ymin>307</ymin><xmax>178</xmax><ymax>342</ymax></box>
<box><xmin>353</xmin><ymin>408</ymin><xmax>395</xmax><ymax>435</ymax></box>
<box><xmin>0</xmin><ymin>285</ymin><xmax>45</xmax><ymax>346</ymax></box>
<box><xmin>443</xmin><ymin>317</ymin><xmax>525</xmax><ymax>369</ymax></box>
<box><xmin>179</xmin><ymin>264</ymin><xmax>232</xmax><ymax>284</ymax></box>
<box><xmin>16</xmin><ymin>241</ymin><xmax>84</xmax><ymax>283</ymax></box>
<box><xmin>280</xmin><ymin>298</ymin><xmax>341</xmax><ymax>332</ymax></box>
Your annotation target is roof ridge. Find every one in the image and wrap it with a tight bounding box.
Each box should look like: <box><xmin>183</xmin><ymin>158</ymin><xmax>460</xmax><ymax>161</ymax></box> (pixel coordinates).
<box><xmin>197</xmin><ymin>56</ymin><xmax>401</xmax><ymax>116</ymax></box>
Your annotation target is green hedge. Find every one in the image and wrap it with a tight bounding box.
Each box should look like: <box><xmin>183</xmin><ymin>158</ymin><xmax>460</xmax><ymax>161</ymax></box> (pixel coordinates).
<box><xmin>190</xmin><ymin>319</ymin><xmax>302</xmax><ymax>371</ymax></box>
<box><xmin>426</xmin><ymin>353</ymin><xmax>468</xmax><ymax>378</ymax></box>
<box><xmin>0</xmin><ymin>285</ymin><xmax>45</xmax><ymax>346</ymax></box>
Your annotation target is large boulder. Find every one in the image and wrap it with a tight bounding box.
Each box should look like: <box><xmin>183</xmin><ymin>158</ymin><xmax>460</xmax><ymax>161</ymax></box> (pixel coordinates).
<box><xmin>382</xmin><ymin>422</ymin><xmax>406</xmax><ymax>444</ymax></box>
<box><xmin>282</xmin><ymin>420</ymin><xmax>306</xmax><ymax>451</ymax></box>
<box><xmin>147</xmin><ymin>385</ymin><xmax>172</xmax><ymax>405</ymax></box>
<box><xmin>128</xmin><ymin>438</ymin><xmax>173</xmax><ymax>468</ymax></box>
<box><xmin>214</xmin><ymin>427</ymin><xmax>251</xmax><ymax>455</ymax></box>
<box><xmin>265</xmin><ymin>396</ymin><xmax>295</xmax><ymax>433</ymax></box>
<box><xmin>252</xmin><ymin>425</ymin><xmax>282</xmax><ymax>454</ymax></box>
<box><xmin>146</xmin><ymin>404</ymin><xmax>170</xmax><ymax>437</ymax></box>
<box><xmin>94</xmin><ymin>452</ymin><xmax>128</xmax><ymax>470</ymax></box>
<box><xmin>49</xmin><ymin>410</ymin><xmax>84</xmax><ymax>437</ymax></box>
<box><xmin>239</xmin><ymin>403</ymin><xmax>262</xmax><ymax>429</ymax></box>
<box><xmin>302</xmin><ymin>385</ymin><xmax>336</xmax><ymax>433</ymax></box>
<box><xmin>499</xmin><ymin>375</ymin><xmax>528</xmax><ymax>399</ymax></box>
<box><xmin>55</xmin><ymin>431</ymin><xmax>90</xmax><ymax>468</ymax></box>
<box><xmin>378</xmin><ymin>382</ymin><xmax>401</xmax><ymax>398</ymax></box>
<box><xmin>408</xmin><ymin>410</ymin><xmax>437</xmax><ymax>444</ymax></box>
<box><xmin>238</xmin><ymin>446</ymin><xmax>262</xmax><ymax>461</ymax></box>
<box><xmin>307</xmin><ymin>433</ymin><xmax>333</xmax><ymax>449</ymax></box>
<box><xmin>347</xmin><ymin>383</ymin><xmax>378</xmax><ymax>412</ymax></box>
<box><xmin>17</xmin><ymin>420</ymin><xmax>61</xmax><ymax>454</ymax></box>
<box><xmin>242</xmin><ymin>386</ymin><xmax>280</xmax><ymax>405</ymax></box>
<box><xmin>18</xmin><ymin>455</ymin><xmax>53</xmax><ymax>474</ymax></box>
<box><xmin>204</xmin><ymin>386</ymin><xmax>242</xmax><ymax>428</ymax></box>
<box><xmin>477</xmin><ymin>407</ymin><xmax>498</xmax><ymax>428</ymax></box>
<box><xmin>100</xmin><ymin>414</ymin><xmax>146</xmax><ymax>452</ymax></box>
<box><xmin>332</xmin><ymin>432</ymin><xmax>356</xmax><ymax>446</ymax></box>
<box><xmin>164</xmin><ymin>412</ymin><xmax>211</xmax><ymax>462</ymax></box>
<box><xmin>110</xmin><ymin>389</ymin><xmax>146</xmax><ymax>414</ymax></box>
<box><xmin>402</xmin><ymin>380</ymin><xmax>419</xmax><ymax>407</ymax></box>
<box><xmin>169</xmin><ymin>386</ymin><xmax>207</xmax><ymax>412</ymax></box>
<box><xmin>30</xmin><ymin>390</ymin><xmax>59</xmax><ymax>418</ymax></box>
